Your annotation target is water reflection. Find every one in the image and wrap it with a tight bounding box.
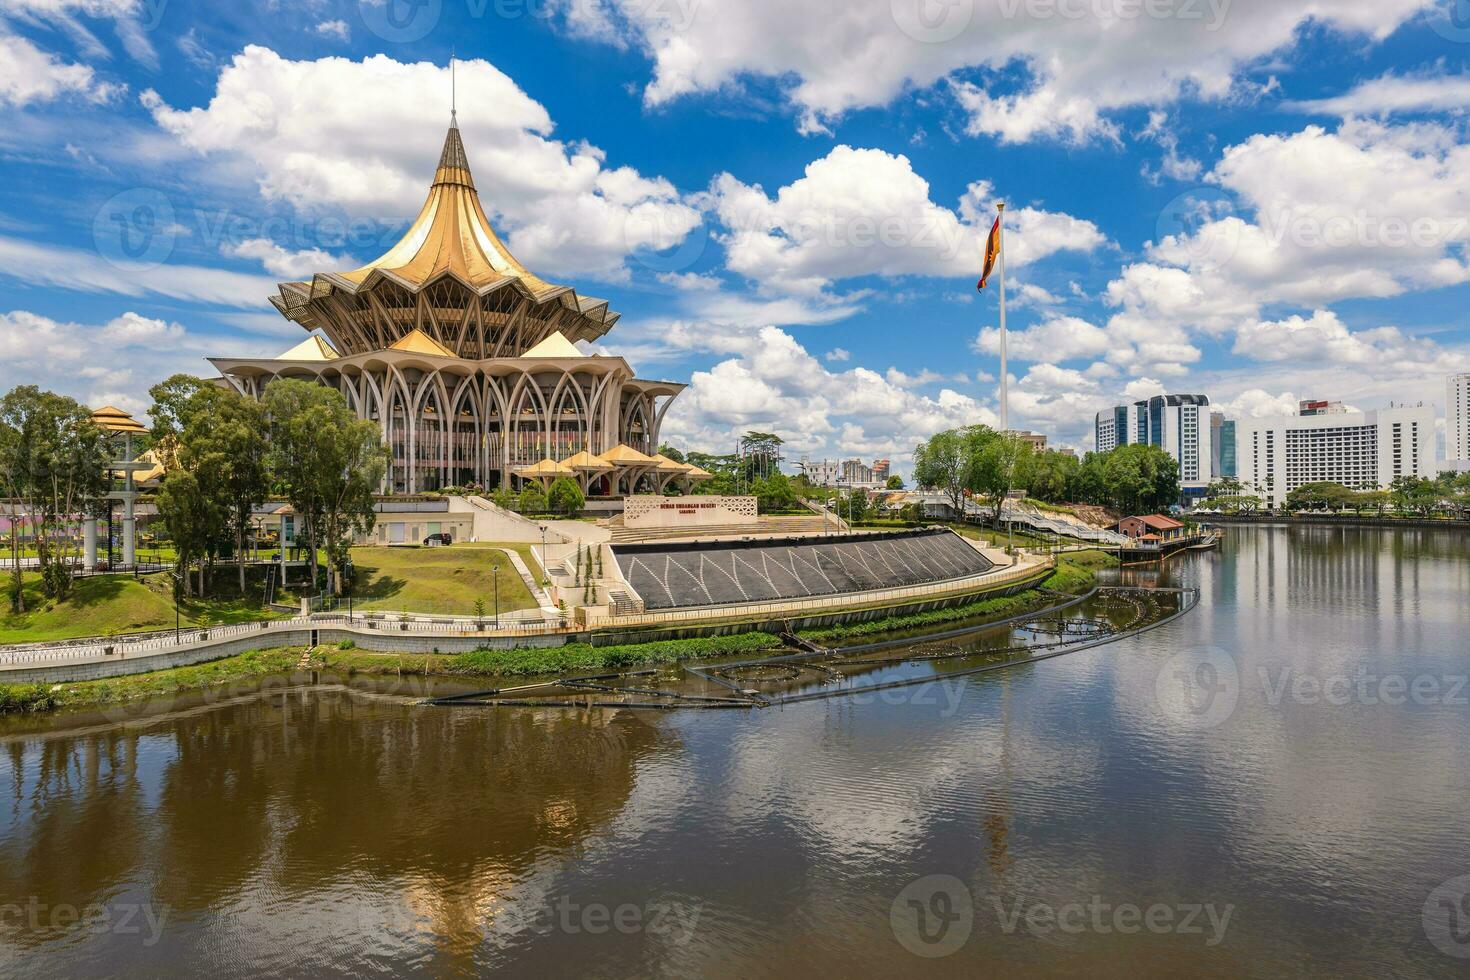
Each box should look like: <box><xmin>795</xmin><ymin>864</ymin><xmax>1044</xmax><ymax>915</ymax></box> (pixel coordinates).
<box><xmin>1</xmin><ymin>525</ymin><xmax>1468</xmax><ymax>977</ymax></box>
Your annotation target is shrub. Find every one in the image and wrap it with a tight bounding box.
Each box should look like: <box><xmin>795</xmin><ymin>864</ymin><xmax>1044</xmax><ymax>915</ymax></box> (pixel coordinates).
<box><xmin>548</xmin><ymin>477</ymin><xmax>585</xmax><ymax>516</ymax></box>
<box><xmin>518</xmin><ymin>483</ymin><xmax>547</xmax><ymax>514</ymax></box>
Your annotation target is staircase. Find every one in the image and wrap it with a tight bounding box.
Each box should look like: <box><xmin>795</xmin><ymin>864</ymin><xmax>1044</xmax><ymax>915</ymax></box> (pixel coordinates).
<box><xmin>605</xmin><ymin>513</ymin><xmax>837</xmax><ymax>543</ymax></box>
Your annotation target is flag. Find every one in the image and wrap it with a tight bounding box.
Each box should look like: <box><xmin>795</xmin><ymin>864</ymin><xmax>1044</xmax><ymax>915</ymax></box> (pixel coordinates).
<box><xmin>977</xmin><ymin>215</ymin><xmax>1001</xmax><ymax>291</ymax></box>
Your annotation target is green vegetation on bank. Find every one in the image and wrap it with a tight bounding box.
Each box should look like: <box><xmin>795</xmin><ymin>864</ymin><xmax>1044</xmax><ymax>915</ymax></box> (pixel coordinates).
<box><xmin>804</xmin><ymin>550</ymin><xmax>1107</xmax><ymax>642</ymax></box>
<box><xmin>0</xmin><ymin>570</ymin><xmax>286</xmax><ymax>644</ymax></box>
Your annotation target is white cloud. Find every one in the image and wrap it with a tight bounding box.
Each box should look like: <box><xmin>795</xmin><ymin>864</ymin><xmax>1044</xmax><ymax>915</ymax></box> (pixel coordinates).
<box><xmin>974</xmin><ymin>315</ymin><xmax>1110</xmax><ymax>362</ymax></box>
<box><xmin>0</xmin><ymin>234</ymin><xmax>277</xmax><ymax>308</ymax></box>
<box><xmin>0</xmin><ymin>32</ymin><xmax>122</xmax><ymax>106</ymax></box>
<box><xmin>825</xmin><ymin>347</ymin><xmax>850</xmax><ymax>362</ymax></box>
<box><xmin>223</xmin><ymin>237</ymin><xmax>357</xmax><ymax>279</ymax></box>
<box><xmin>709</xmin><ymin>146</ymin><xmax>1103</xmax><ymax>296</ymax></box>
<box><xmin>1289</xmin><ymin>72</ymin><xmax>1470</xmax><ymax>117</ymax></box>
<box><xmin>1233</xmin><ymin>309</ymin><xmax>1465</xmax><ymax>373</ymax></box>
<box><xmin>143</xmin><ymin>47</ymin><xmax>701</xmax><ymax>282</ymax></box>
<box><xmin>1216</xmin><ymin>388</ymin><xmax>1300</xmax><ymax>419</ymax></box>
<box><xmin>0</xmin><ymin>0</ymin><xmax>159</xmax><ymax>68</ymax></box>
<box><xmin>561</xmin><ymin>0</ymin><xmax>1431</xmax><ymax>141</ymax></box>
<box><xmin>0</xmin><ymin>309</ymin><xmax>204</xmax><ymax>414</ymax></box>
<box><xmin>313</xmin><ymin>19</ymin><xmax>349</xmax><ymax>41</ymax></box>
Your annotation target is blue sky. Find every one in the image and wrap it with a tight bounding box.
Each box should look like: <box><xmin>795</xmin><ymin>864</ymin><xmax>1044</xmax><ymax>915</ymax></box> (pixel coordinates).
<box><xmin>2</xmin><ymin>0</ymin><xmax>1469</xmax><ymax>474</ymax></box>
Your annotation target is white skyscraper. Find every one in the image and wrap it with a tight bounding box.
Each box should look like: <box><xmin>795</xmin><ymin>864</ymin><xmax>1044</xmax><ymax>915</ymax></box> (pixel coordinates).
<box><xmin>1449</xmin><ymin>374</ymin><xmax>1470</xmax><ymax>464</ymax></box>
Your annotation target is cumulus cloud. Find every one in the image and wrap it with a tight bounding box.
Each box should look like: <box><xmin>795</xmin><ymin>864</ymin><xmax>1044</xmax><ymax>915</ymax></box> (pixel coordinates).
<box><xmin>313</xmin><ymin>19</ymin><xmax>349</xmax><ymax>41</ymax></box>
<box><xmin>1234</xmin><ymin>309</ymin><xmax>1465</xmax><ymax>374</ymax></box>
<box><xmin>0</xmin><ymin>0</ymin><xmax>159</xmax><ymax>67</ymax></box>
<box><xmin>222</xmin><ymin>238</ymin><xmax>357</xmax><ymax>279</ymax></box>
<box><xmin>974</xmin><ymin>315</ymin><xmax>1110</xmax><ymax>362</ymax></box>
<box><xmin>557</xmin><ymin>0</ymin><xmax>1430</xmax><ymax>140</ymax></box>
<box><xmin>143</xmin><ymin>47</ymin><xmax>701</xmax><ymax>282</ymax></box>
<box><xmin>0</xmin><ymin>309</ymin><xmax>203</xmax><ymax>414</ymax></box>
<box><xmin>708</xmin><ymin>146</ymin><xmax>1103</xmax><ymax>296</ymax></box>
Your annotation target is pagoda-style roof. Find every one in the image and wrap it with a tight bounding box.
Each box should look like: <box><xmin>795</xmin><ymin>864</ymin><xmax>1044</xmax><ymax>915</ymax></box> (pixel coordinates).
<box><xmin>268</xmin><ymin>120</ymin><xmax>620</xmax><ymax>358</ymax></box>
<box><xmin>91</xmin><ymin>405</ymin><xmax>147</xmax><ymax>435</ymax></box>
<box><xmin>563</xmin><ymin>449</ymin><xmax>613</xmax><ymax>472</ymax></box>
<box><xmin>600</xmin><ymin>444</ymin><xmax>655</xmax><ymax>465</ymax></box>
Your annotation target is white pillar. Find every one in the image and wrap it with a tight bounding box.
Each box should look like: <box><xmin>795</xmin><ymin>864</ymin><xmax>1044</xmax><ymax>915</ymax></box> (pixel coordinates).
<box><xmin>122</xmin><ymin>502</ymin><xmax>136</xmax><ymax>567</ymax></box>
<box><xmin>84</xmin><ymin>519</ymin><xmax>98</xmax><ymax>568</ymax></box>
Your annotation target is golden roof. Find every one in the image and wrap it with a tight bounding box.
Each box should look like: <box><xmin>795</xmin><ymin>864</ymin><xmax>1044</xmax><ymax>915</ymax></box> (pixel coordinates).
<box><xmin>562</xmin><ymin>450</ymin><xmax>613</xmax><ymax>472</ymax></box>
<box><xmin>521</xmin><ymin>332</ymin><xmax>585</xmax><ymax>359</ymax></box>
<box><xmin>600</xmin><ymin>444</ymin><xmax>655</xmax><ymax>465</ymax></box>
<box><xmin>91</xmin><ymin>406</ymin><xmax>147</xmax><ymax>435</ymax></box>
<box><xmin>514</xmin><ymin>458</ymin><xmax>575</xmax><ymax>479</ymax></box>
<box><xmin>389</xmin><ymin>328</ymin><xmax>456</xmax><ymax>357</ymax></box>
<box><xmin>276</xmin><ymin>335</ymin><xmax>340</xmax><ymax>361</ymax></box>
<box><xmin>339</xmin><ymin>124</ymin><xmax>556</xmax><ymax>295</ymax></box>
<box><xmin>647</xmin><ymin>453</ymin><xmax>687</xmax><ymax>473</ymax></box>
<box><xmin>681</xmin><ymin>464</ymin><xmax>714</xmax><ymax>481</ymax></box>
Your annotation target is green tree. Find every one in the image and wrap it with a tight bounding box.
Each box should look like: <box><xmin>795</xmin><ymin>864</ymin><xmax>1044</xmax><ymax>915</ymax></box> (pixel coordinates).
<box><xmin>966</xmin><ymin>430</ymin><xmax>1034</xmax><ymax>523</ymax></box>
<box><xmin>912</xmin><ymin>428</ymin><xmax>970</xmax><ymax>516</ymax></box>
<box><xmin>885</xmin><ymin>474</ymin><xmax>905</xmax><ymax>490</ymax></box>
<box><xmin>0</xmin><ymin>387</ymin><xmax>108</xmax><ymax>604</ymax></box>
<box><xmin>548</xmin><ymin>476</ymin><xmax>585</xmax><ymax>516</ymax></box>
<box><xmin>656</xmin><ymin>444</ymin><xmax>686</xmax><ymax>464</ymax></box>
<box><xmin>518</xmin><ymin>482</ymin><xmax>548</xmax><ymax>515</ymax></box>
<box><xmin>1024</xmin><ymin>449</ymin><xmax>1079</xmax><ymax>504</ymax></box>
<box><xmin>1389</xmin><ymin>475</ymin><xmax>1438</xmax><ymax>517</ymax></box>
<box><xmin>146</xmin><ymin>374</ymin><xmax>211</xmax><ymax>468</ymax></box>
<box><xmin>263</xmin><ymin>380</ymin><xmax>387</xmax><ymax>596</ymax></box>
<box><xmin>156</xmin><ymin>468</ymin><xmax>220</xmax><ymax>597</ymax></box>
<box><xmin>751</xmin><ymin>473</ymin><xmax>798</xmax><ymax>513</ymax></box>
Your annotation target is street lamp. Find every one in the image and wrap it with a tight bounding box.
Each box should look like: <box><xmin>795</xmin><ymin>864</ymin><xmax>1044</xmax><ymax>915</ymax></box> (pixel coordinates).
<box><xmin>492</xmin><ymin>563</ymin><xmax>500</xmax><ymax>628</ymax></box>
<box><xmin>538</xmin><ymin>523</ymin><xmax>549</xmax><ymax>588</ymax></box>
<box><xmin>170</xmin><ymin>569</ymin><xmax>183</xmax><ymax>643</ymax></box>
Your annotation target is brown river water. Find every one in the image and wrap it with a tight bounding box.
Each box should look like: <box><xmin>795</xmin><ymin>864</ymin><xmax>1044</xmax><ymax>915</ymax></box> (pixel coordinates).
<box><xmin>1</xmin><ymin>524</ymin><xmax>1468</xmax><ymax>977</ymax></box>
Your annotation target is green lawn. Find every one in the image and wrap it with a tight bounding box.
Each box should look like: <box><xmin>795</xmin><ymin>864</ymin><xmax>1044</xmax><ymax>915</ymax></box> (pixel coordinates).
<box><xmin>0</xmin><ymin>570</ymin><xmax>285</xmax><ymax>644</ymax></box>
<box><xmin>346</xmin><ymin>543</ymin><xmax>539</xmax><ymax>616</ymax></box>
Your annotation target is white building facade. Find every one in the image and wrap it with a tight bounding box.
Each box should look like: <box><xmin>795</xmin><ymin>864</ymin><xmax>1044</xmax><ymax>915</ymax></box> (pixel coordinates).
<box><xmin>1093</xmin><ymin>394</ymin><xmax>1213</xmax><ymax>502</ymax></box>
<box><xmin>1449</xmin><ymin>374</ymin><xmax>1470</xmax><ymax>464</ymax></box>
<box><xmin>1237</xmin><ymin>404</ymin><xmax>1436</xmax><ymax>508</ymax></box>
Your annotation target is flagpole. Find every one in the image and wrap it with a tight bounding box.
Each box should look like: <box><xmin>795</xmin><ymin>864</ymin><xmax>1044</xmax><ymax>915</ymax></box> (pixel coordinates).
<box><xmin>997</xmin><ymin>202</ymin><xmax>1008</xmax><ymax>432</ymax></box>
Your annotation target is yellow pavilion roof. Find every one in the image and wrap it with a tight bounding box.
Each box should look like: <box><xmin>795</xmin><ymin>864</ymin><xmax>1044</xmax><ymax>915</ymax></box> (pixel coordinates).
<box><xmin>647</xmin><ymin>453</ymin><xmax>687</xmax><ymax>473</ymax></box>
<box><xmin>563</xmin><ymin>450</ymin><xmax>613</xmax><ymax>472</ymax></box>
<box><xmin>388</xmin><ymin>328</ymin><xmax>455</xmax><ymax>357</ymax></box>
<box><xmin>600</xmin><ymin>444</ymin><xmax>655</xmax><ymax>465</ymax></box>
<box><xmin>681</xmin><ymin>463</ymin><xmax>713</xmax><ymax>480</ymax></box>
<box><xmin>514</xmin><ymin>458</ymin><xmax>575</xmax><ymax>479</ymax></box>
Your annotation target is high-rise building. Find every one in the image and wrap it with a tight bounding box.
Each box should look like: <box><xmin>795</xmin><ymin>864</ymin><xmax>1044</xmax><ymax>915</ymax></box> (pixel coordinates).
<box><xmin>1449</xmin><ymin>374</ymin><xmax>1470</xmax><ymax>464</ymax></box>
<box><xmin>1237</xmin><ymin>404</ymin><xmax>1436</xmax><ymax>508</ymax></box>
<box><xmin>1211</xmin><ymin>411</ymin><xmax>1236</xmax><ymax>480</ymax></box>
<box><xmin>1093</xmin><ymin>394</ymin><xmax>1213</xmax><ymax>502</ymax></box>
<box><xmin>872</xmin><ymin>459</ymin><xmax>892</xmax><ymax>481</ymax></box>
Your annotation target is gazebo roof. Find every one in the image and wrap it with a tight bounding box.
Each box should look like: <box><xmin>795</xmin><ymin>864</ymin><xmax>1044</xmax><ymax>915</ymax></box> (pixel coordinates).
<box><xmin>563</xmin><ymin>449</ymin><xmax>613</xmax><ymax>472</ymax></box>
<box><xmin>90</xmin><ymin>405</ymin><xmax>147</xmax><ymax>435</ymax></box>
<box><xmin>647</xmin><ymin>453</ymin><xmax>688</xmax><ymax>473</ymax></box>
<box><xmin>514</xmin><ymin>458</ymin><xmax>575</xmax><ymax>479</ymax></box>
<box><xmin>389</xmin><ymin>328</ymin><xmax>456</xmax><ymax>358</ymax></box>
<box><xmin>600</xmin><ymin>444</ymin><xmax>655</xmax><ymax>465</ymax></box>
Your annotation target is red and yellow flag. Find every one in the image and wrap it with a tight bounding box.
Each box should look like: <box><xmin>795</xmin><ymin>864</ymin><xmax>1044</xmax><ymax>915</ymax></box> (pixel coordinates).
<box><xmin>977</xmin><ymin>216</ymin><xmax>1001</xmax><ymax>291</ymax></box>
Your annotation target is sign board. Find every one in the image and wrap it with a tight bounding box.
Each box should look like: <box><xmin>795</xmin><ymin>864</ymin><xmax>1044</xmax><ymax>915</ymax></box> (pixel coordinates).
<box><xmin>623</xmin><ymin>495</ymin><xmax>759</xmax><ymax>530</ymax></box>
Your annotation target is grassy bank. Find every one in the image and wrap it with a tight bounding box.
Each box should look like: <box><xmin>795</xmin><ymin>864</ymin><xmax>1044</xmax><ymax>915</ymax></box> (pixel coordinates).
<box><xmin>343</xmin><ymin>543</ymin><xmax>539</xmax><ymax>617</ymax></box>
<box><xmin>1</xmin><ymin>570</ymin><xmax>285</xmax><ymax>645</ymax></box>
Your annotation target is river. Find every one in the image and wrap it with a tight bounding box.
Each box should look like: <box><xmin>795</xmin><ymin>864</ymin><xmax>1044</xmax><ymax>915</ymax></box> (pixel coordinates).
<box><xmin>1</xmin><ymin>524</ymin><xmax>1467</xmax><ymax>977</ymax></box>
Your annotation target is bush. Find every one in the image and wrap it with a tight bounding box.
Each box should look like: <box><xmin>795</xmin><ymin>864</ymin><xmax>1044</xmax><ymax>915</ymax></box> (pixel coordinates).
<box><xmin>0</xmin><ymin>683</ymin><xmax>58</xmax><ymax>714</ymax></box>
<box><xmin>548</xmin><ymin>477</ymin><xmax>585</xmax><ymax>516</ymax></box>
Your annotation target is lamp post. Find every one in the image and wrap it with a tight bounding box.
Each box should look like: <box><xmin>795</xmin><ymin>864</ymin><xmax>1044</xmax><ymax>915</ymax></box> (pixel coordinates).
<box><xmin>492</xmin><ymin>563</ymin><xmax>500</xmax><ymax>628</ymax></box>
<box><xmin>538</xmin><ymin>523</ymin><xmax>548</xmax><ymax>588</ymax></box>
<box><xmin>170</xmin><ymin>569</ymin><xmax>183</xmax><ymax>644</ymax></box>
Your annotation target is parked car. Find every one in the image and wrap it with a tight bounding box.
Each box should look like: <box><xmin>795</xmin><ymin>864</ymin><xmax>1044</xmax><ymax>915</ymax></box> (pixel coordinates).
<box><xmin>422</xmin><ymin>532</ymin><xmax>453</xmax><ymax>546</ymax></box>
